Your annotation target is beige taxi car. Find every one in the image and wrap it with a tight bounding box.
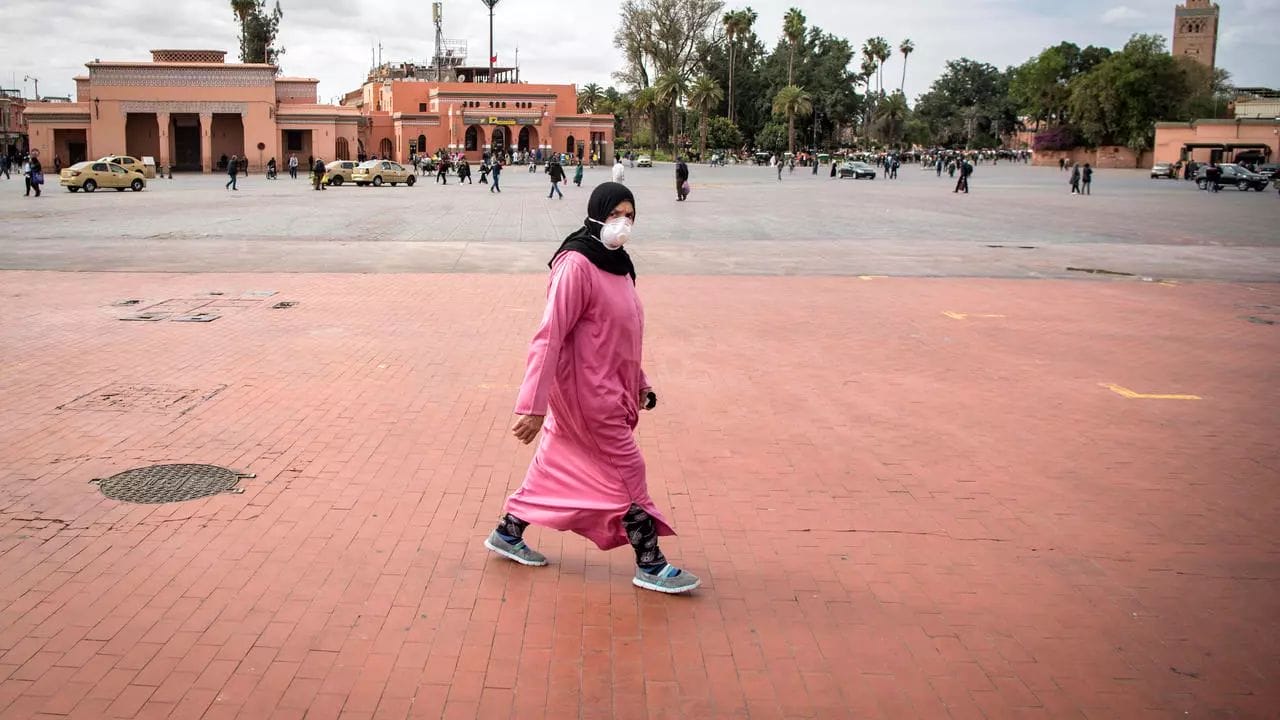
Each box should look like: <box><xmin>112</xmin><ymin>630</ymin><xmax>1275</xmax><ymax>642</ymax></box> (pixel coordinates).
<box><xmin>60</xmin><ymin>161</ymin><xmax>147</xmax><ymax>192</ymax></box>
<box><xmin>322</xmin><ymin>160</ymin><xmax>359</xmax><ymax>186</ymax></box>
<box><xmin>97</xmin><ymin>155</ymin><xmax>155</xmax><ymax>178</ymax></box>
<box><xmin>352</xmin><ymin>160</ymin><xmax>416</xmax><ymax>187</ymax></box>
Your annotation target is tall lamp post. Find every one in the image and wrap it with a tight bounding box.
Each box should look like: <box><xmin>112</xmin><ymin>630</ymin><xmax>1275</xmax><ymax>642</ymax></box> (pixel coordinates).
<box><xmin>480</xmin><ymin>0</ymin><xmax>501</xmax><ymax>82</ymax></box>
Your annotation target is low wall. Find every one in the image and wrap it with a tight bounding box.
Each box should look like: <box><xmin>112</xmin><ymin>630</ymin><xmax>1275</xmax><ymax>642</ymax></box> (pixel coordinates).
<box><xmin>1033</xmin><ymin>146</ymin><xmax>1154</xmax><ymax>169</ymax></box>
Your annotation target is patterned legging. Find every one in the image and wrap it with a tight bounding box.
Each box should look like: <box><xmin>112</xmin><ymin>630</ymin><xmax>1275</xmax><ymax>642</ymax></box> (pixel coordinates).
<box><xmin>496</xmin><ymin>504</ymin><xmax>666</xmax><ymax>567</ymax></box>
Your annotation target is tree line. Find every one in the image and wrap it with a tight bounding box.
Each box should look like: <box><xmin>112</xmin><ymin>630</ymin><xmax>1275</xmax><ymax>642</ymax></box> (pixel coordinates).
<box><xmin>585</xmin><ymin>0</ymin><xmax>1233</xmax><ymax>157</ymax></box>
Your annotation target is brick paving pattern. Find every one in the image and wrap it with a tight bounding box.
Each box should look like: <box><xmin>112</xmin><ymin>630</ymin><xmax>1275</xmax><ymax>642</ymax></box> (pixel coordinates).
<box><xmin>1</xmin><ymin>271</ymin><xmax>1276</xmax><ymax>718</ymax></box>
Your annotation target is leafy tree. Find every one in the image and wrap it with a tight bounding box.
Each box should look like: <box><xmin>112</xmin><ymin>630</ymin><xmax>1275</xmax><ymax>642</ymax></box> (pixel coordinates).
<box><xmin>772</xmin><ymin>85</ymin><xmax>812</xmax><ymax>154</ymax></box>
<box><xmin>231</xmin><ymin>0</ymin><xmax>284</xmax><ymax>65</ymax></box>
<box><xmin>875</xmin><ymin>91</ymin><xmax>910</xmax><ymax>146</ymax></box>
<box><xmin>756</xmin><ymin>121</ymin><xmax>787</xmax><ymax>152</ymax></box>
<box><xmin>783</xmin><ymin>8</ymin><xmax>806</xmax><ymax>85</ymax></box>
<box><xmin>914</xmin><ymin>58</ymin><xmax>1018</xmax><ymax>148</ymax></box>
<box><xmin>687</xmin><ymin>75</ymin><xmax>724</xmax><ymax>159</ymax></box>
<box><xmin>1009</xmin><ymin>42</ymin><xmax>1111</xmax><ymax>128</ymax></box>
<box><xmin>705</xmin><ymin>116</ymin><xmax>744</xmax><ymax>150</ymax></box>
<box><xmin>899</xmin><ymin>39</ymin><xmax>914</xmax><ymax>94</ymax></box>
<box><xmin>613</xmin><ymin>0</ymin><xmax>725</xmax><ymax>88</ymax></box>
<box><xmin>633</xmin><ymin>87</ymin><xmax>659</xmax><ymax>154</ymax></box>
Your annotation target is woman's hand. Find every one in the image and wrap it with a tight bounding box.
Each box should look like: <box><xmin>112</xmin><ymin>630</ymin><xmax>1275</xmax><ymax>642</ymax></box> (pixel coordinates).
<box><xmin>511</xmin><ymin>414</ymin><xmax>545</xmax><ymax>444</ymax></box>
<box><xmin>640</xmin><ymin>387</ymin><xmax>657</xmax><ymax>411</ymax></box>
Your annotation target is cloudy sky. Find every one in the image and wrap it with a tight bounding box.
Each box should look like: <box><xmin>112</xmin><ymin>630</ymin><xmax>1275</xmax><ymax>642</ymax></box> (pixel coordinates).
<box><xmin>3</xmin><ymin>0</ymin><xmax>1277</xmax><ymax>104</ymax></box>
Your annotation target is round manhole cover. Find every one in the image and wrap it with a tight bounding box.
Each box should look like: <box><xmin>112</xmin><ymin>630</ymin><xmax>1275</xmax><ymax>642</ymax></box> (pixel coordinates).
<box><xmin>93</xmin><ymin>464</ymin><xmax>250</xmax><ymax>504</ymax></box>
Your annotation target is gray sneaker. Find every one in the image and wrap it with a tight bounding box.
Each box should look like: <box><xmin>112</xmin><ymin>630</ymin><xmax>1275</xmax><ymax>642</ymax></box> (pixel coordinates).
<box><xmin>484</xmin><ymin>530</ymin><xmax>548</xmax><ymax>567</ymax></box>
<box><xmin>632</xmin><ymin>564</ymin><xmax>701</xmax><ymax>594</ymax></box>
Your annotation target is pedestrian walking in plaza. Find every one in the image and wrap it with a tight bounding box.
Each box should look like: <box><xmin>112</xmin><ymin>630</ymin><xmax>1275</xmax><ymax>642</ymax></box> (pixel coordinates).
<box><xmin>1</xmin><ymin>156</ymin><xmax>9</xmax><ymax>179</ymax></box>
<box><xmin>1082</xmin><ymin>164</ymin><xmax>1093</xmax><ymax>195</ymax></box>
<box><xmin>288</xmin><ymin>154</ymin><xmax>298</xmax><ymax>179</ymax></box>
<box><xmin>24</xmin><ymin>152</ymin><xmax>43</xmax><ymax>197</ymax></box>
<box><xmin>312</xmin><ymin>158</ymin><xmax>325</xmax><ymax>190</ymax></box>
<box><xmin>479</xmin><ymin>161</ymin><xmax>490</xmax><ymax>184</ymax></box>
<box><xmin>226</xmin><ymin>155</ymin><xmax>239</xmax><ymax>190</ymax></box>
<box><xmin>485</xmin><ymin>181</ymin><xmax>699</xmax><ymax>595</ymax></box>
<box><xmin>267</xmin><ymin>157</ymin><xmax>277</xmax><ymax>179</ymax></box>
<box><xmin>675</xmin><ymin>158</ymin><xmax>689</xmax><ymax>201</ymax></box>
<box><xmin>436</xmin><ymin>157</ymin><xmax>450</xmax><ymax>185</ymax></box>
<box><xmin>547</xmin><ymin>160</ymin><xmax>565</xmax><ymax>199</ymax></box>
<box><xmin>612</xmin><ymin>157</ymin><xmax>626</xmax><ymax>184</ymax></box>
<box><xmin>776</xmin><ymin>162</ymin><xmax>783</xmax><ymax>182</ymax></box>
<box><xmin>830</xmin><ymin>159</ymin><xmax>838</xmax><ymax>178</ymax></box>
<box><xmin>573</xmin><ymin>161</ymin><xmax>584</xmax><ymax>188</ymax></box>
<box><xmin>459</xmin><ymin>159</ymin><xmax>473</xmax><ymax>184</ymax></box>
<box><xmin>490</xmin><ymin>160</ymin><xmax>502</xmax><ymax>193</ymax></box>
<box><xmin>1070</xmin><ymin>164</ymin><xmax>1081</xmax><ymax>194</ymax></box>
<box><xmin>954</xmin><ymin>159</ymin><xmax>972</xmax><ymax>194</ymax></box>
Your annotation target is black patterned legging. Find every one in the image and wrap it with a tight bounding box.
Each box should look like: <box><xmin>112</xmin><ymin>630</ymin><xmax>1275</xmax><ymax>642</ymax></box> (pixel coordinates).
<box><xmin>497</xmin><ymin>504</ymin><xmax>666</xmax><ymax>567</ymax></box>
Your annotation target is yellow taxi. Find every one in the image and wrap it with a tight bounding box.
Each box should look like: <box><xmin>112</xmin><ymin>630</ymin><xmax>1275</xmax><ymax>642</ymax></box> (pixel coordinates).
<box><xmin>352</xmin><ymin>160</ymin><xmax>416</xmax><ymax>187</ymax></box>
<box><xmin>322</xmin><ymin>160</ymin><xmax>359</xmax><ymax>186</ymax></box>
<box><xmin>97</xmin><ymin>155</ymin><xmax>155</xmax><ymax>178</ymax></box>
<box><xmin>60</xmin><ymin>161</ymin><xmax>147</xmax><ymax>192</ymax></box>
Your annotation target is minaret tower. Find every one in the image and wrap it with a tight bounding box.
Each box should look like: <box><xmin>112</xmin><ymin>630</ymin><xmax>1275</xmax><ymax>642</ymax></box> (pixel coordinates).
<box><xmin>1172</xmin><ymin>0</ymin><xmax>1220</xmax><ymax>70</ymax></box>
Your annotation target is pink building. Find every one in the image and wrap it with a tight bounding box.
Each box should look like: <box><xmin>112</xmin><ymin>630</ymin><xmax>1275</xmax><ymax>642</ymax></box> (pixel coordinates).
<box><xmin>346</xmin><ymin>61</ymin><xmax>615</xmax><ymax>164</ymax></box>
<box><xmin>23</xmin><ymin>50</ymin><xmax>358</xmax><ymax>172</ymax></box>
<box><xmin>1153</xmin><ymin>118</ymin><xmax>1280</xmax><ymax>164</ymax></box>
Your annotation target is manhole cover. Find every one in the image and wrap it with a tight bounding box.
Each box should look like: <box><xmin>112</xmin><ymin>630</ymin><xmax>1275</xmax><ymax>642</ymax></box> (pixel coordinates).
<box><xmin>271</xmin><ymin>301</ymin><xmax>298</xmax><ymax>309</ymax></box>
<box><xmin>91</xmin><ymin>464</ymin><xmax>252</xmax><ymax>504</ymax></box>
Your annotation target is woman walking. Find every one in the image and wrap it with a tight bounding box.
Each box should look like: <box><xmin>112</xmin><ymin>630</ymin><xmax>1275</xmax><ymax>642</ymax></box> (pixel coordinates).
<box><xmin>1069</xmin><ymin>163</ymin><xmax>1081</xmax><ymax>194</ymax></box>
<box><xmin>485</xmin><ymin>182</ymin><xmax>699</xmax><ymax>594</ymax></box>
<box><xmin>573</xmin><ymin>161</ymin><xmax>585</xmax><ymax>188</ymax></box>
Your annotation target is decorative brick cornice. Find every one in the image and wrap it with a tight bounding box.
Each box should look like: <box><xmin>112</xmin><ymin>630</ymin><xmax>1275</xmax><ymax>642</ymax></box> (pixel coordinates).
<box><xmin>118</xmin><ymin>101</ymin><xmax>247</xmax><ymax>115</ymax></box>
<box><xmin>90</xmin><ymin>66</ymin><xmax>275</xmax><ymax>87</ymax></box>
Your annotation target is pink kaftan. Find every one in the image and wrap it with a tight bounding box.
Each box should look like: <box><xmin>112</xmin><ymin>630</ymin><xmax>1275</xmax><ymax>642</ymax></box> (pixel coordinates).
<box><xmin>506</xmin><ymin>250</ymin><xmax>675</xmax><ymax>550</ymax></box>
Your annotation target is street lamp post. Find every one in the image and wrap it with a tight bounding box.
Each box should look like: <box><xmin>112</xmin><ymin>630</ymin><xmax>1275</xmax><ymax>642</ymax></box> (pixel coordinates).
<box><xmin>480</xmin><ymin>0</ymin><xmax>501</xmax><ymax>82</ymax></box>
<box><xmin>24</xmin><ymin>75</ymin><xmax>39</xmax><ymax>101</ymax></box>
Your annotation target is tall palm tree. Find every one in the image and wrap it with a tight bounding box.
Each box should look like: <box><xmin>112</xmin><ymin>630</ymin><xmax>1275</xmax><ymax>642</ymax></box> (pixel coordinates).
<box><xmin>860</xmin><ymin>54</ymin><xmax>877</xmax><ymax>136</ymax></box>
<box><xmin>772</xmin><ymin>84</ymin><xmax>812</xmax><ymax>155</ymax></box>
<box><xmin>875</xmin><ymin>91</ymin><xmax>909</xmax><ymax>146</ymax></box>
<box><xmin>865</xmin><ymin>37</ymin><xmax>891</xmax><ymax>95</ymax></box>
<box><xmin>722</xmin><ymin>11</ymin><xmax>741</xmax><ymax>124</ymax></box>
<box><xmin>687</xmin><ymin>75</ymin><xmax>724</xmax><ymax>160</ymax></box>
<box><xmin>783</xmin><ymin>8</ymin><xmax>806</xmax><ymax>86</ymax></box>
<box><xmin>633</xmin><ymin>87</ymin><xmax>658</xmax><ymax>155</ymax></box>
<box><xmin>898</xmin><ymin>39</ymin><xmax>915</xmax><ymax>95</ymax></box>
<box><xmin>231</xmin><ymin>0</ymin><xmax>255</xmax><ymax>62</ymax></box>
<box><xmin>577</xmin><ymin>83</ymin><xmax>605</xmax><ymax>114</ymax></box>
<box><xmin>654</xmin><ymin>70</ymin><xmax>690</xmax><ymax>157</ymax></box>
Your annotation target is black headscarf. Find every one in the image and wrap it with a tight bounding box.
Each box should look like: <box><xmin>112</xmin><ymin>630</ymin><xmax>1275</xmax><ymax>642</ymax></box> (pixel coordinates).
<box><xmin>549</xmin><ymin>181</ymin><xmax>636</xmax><ymax>282</ymax></box>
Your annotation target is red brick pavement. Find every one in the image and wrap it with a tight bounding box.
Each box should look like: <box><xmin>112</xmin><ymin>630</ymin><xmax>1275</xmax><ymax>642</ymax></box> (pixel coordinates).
<box><xmin>0</xmin><ymin>271</ymin><xmax>1276</xmax><ymax>719</ymax></box>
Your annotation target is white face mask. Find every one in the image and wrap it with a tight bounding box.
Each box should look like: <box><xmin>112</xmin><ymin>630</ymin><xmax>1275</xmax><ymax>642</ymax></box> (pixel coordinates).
<box><xmin>598</xmin><ymin>217</ymin><xmax>633</xmax><ymax>250</ymax></box>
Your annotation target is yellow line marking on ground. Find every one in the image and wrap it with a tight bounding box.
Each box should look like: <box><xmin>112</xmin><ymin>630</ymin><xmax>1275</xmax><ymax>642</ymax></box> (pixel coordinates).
<box><xmin>858</xmin><ymin>275</ymin><xmax>887</xmax><ymax>281</ymax></box>
<box><xmin>1099</xmin><ymin>383</ymin><xmax>1201</xmax><ymax>400</ymax></box>
<box><xmin>943</xmin><ymin>311</ymin><xmax>1006</xmax><ymax>320</ymax></box>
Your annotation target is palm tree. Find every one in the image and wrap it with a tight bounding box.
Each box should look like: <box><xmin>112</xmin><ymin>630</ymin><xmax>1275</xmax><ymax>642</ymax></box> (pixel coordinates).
<box><xmin>231</xmin><ymin>0</ymin><xmax>255</xmax><ymax>62</ymax></box>
<box><xmin>772</xmin><ymin>84</ymin><xmax>812</xmax><ymax>155</ymax></box>
<box><xmin>859</xmin><ymin>55</ymin><xmax>877</xmax><ymax>136</ymax></box>
<box><xmin>687</xmin><ymin>75</ymin><xmax>724</xmax><ymax>160</ymax></box>
<box><xmin>898</xmin><ymin>39</ymin><xmax>915</xmax><ymax>95</ymax></box>
<box><xmin>654</xmin><ymin>70</ymin><xmax>690</xmax><ymax>157</ymax></box>
<box><xmin>633</xmin><ymin>87</ymin><xmax>658</xmax><ymax>155</ymax></box>
<box><xmin>783</xmin><ymin>7</ymin><xmax>806</xmax><ymax>86</ymax></box>
<box><xmin>865</xmin><ymin>37</ymin><xmax>891</xmax><ymax>95</ymax></box>
<box><xmin>722</xmin><ymin>11</ymin><xmax>741</xmax><ymax>124</ymax></box>
<box><xmin>875</xmin><ymin>91</ymin><xmax>909</xmax><ymax>146</ymax></box>
<box><xmin>577</xmin><ymin>83</ymin><xmax>605</xmax><ymax>114</ymax></box>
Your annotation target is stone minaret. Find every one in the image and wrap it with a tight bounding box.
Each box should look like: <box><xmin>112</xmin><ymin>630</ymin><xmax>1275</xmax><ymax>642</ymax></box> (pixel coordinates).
<box><xmin>1172</xmin><ymin>0</ymin><xmax>1220</xmax><ymax>70</ymax></box>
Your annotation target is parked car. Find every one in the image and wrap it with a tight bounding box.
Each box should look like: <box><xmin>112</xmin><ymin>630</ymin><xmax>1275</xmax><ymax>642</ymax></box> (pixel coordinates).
<box><xmin>636</xmin><ymin>155</ymin><xmax>653</xmax><ymax>168</ymax></box>
<box><xmin>351</xmin><ymin>160</ymin><xmax>415</xmax><ymax>187</ymax></box>
<box><xmin>323</xmin><ymin>160</ymin><xmax>359</xmax><ymax>186</ymax></box>
<box><xmin>838</xmin><ymin>161</ymin><xmax>877</xmax><ymax>179</ymax></box>
<box><xmin>1255</xmin><ymin>163</ymin><xmax>1280</xmax><ymax>181</ymax></box>
<box><xmin>60</xmin><ymin>161</ymin><xmax>146</xmax><ymax>192</ymax></box>
<box><xmin>1194</xmin><ymin>163</ymin><xmax>1270</xmax><ymax>192</ymax></box>
<box><xmin>97</xmin><ymin>155</ymin><xmax>154</xmax><ymax>178</ymax></box>
<box><xmin>1150</xmin><ymin>162</ymin><xmax>1176</xmax><ymax>179</ymax></box>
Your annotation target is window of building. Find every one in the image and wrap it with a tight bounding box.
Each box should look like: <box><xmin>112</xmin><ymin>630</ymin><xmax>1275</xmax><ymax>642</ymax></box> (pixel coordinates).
<box><xmin>419</xmin><ymin>103</ymin><xmax>427</xmax><ymax>112</ymax></box>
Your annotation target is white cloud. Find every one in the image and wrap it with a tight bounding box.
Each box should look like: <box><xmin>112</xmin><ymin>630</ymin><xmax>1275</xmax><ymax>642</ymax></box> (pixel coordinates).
<box><xmin>1101</xmin><ymin>6</ymin><xmax>1144</xmax><ymax>25</ymax></box>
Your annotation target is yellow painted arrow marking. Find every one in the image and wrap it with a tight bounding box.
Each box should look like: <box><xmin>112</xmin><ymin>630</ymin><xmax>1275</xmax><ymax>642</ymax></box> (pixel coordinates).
<box><xmin>943</xmin><ymin>311</ymin><xmax>1006</xmax><ymax>320</ymax></box>
<box><xmin>1100</xmin><ymin>383</ymin><xmax>1201</xmax><ymax>400</ymax></box>
<box><xmin>857</xmin><ymin>275</ymin><xmax>887</xmax><ymax>281</ymax></box>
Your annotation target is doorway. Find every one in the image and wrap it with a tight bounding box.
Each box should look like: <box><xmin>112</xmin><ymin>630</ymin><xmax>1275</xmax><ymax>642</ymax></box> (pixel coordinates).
<box><xmin>171</xmin><ymin>114</ymin><xmax>202</xmax><ymax>171</ymax></box>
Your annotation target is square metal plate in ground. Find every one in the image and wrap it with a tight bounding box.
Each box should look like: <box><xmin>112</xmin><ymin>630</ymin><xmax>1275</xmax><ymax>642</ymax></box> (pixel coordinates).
<box><xmin>58</xmin><ymin>383</ymin><xmax>227</xmax><ymax>414</ymax></box>
<box><xmin>272</xmin><ymin>301</ymin><xmax>298</xmax><ymax>309</ymax></box>
<box><xmin>91</xmin><ymin>463</ymin><xmax>253</xmax><ymax>504</ymax></box>
<box><xmin>120</xmin><ymin>311</ymin><xmax>171</xmax><ymax>321</ymax></box>
<box><xmin>171</xmin><ymin>312</ymin><xmax>221</xmax><ymax>322</ymax></box>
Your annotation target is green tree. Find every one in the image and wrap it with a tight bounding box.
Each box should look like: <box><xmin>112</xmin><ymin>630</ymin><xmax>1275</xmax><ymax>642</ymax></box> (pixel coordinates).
<box><xmin>721</xmin><ymin>8</ymin><xmax>756</xmax><ymax>124</ymax></box>
<box><xmin>772</xmin><ymin>84</ymin><xmax>812</xmax><ymax>154</ymax></box>
<box><xmin>783</xmin><ymin>8</ymin><xmax>806</xmax><ymax>85</ymax></box>
<box><xmin>756</xmin><ymin>121</ymin><xmax>787</xmax><ymax>153</ymax></box>
<box><xmin>1009</xmin><ymin>42</ymin><xmax>1111</xmax><ymax>128</ymax></box>
<box><xmin>705</xmin><ymin>116</ymin><xmax>744</xmax><ymax>150</ymax></box>
<box><xmin>898</xmin><ymin>39</ymin><xmax>914</xmax><ymax>94</ymax></box>
<box><xmin>914</xmin><ymin>58</ymin><xmax>1017</xmax><ymax>147</ymax></box>
<box><xmin>654</xmin><ymin>70</ymin><xmax>690</xmax><ymax>155</ymax></box>
<box><xmin>613</xmin><ymin>0</ymin><xmax>725</xmax><ymax>89</ymax></box>
<box><xmin>232</xmin><ymin>0</ymin><xmax>284</xmax><ymax>65</ymax></box>
<box><xmin>577</xmin><ymin>83</ymin><xmax>605</xmax><ymax>113</ymax></box>
<box><xmin>687</xmin><ymin>75</ymin><xmax>724</xmax><ymax>159</ymax></box>
<box><xmin>875</xmin><ymin>91</ymin><xmax>910</xmax><ymax>146</ymax></box>
<box><xmin>633</xmin><ymin>87</ymin><xmax>659</xmax><ymax>154</ymax></box>
<box><xmin>864</xmin><ymin>37</ymin><xmax>891</xmax><ymax>95</ymax></box>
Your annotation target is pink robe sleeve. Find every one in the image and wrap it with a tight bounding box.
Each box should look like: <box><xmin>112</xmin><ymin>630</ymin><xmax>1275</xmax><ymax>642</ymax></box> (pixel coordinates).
<box><xmin>515</xmin><ymin>255</ymin><xmax>591</xmax><ymax>416</ymax></box>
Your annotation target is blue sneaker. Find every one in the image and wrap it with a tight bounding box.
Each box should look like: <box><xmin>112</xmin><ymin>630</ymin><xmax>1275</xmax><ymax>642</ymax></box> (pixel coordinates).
<box><xmin>484</xmin><ymin>530</ymin><xmax>548</xmax><ymax>566</ymax></box>
<box><xmin>633</xmin><ymin>564</ymin><xmax>700</xmax><ymax>594</ymax></box>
